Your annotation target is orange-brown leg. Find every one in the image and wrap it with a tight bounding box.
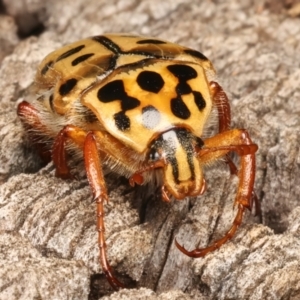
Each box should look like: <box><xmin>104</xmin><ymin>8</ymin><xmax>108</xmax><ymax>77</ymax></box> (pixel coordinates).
<box><xmin>17</xmin><ymin>101</ymin><xmax>52</xmax><ymax>162</ymax></box>
<box><xmin>52</xmin><ymin>125</ymin><xmax>87</xmax><ymax>178</ymax></box>
<box><xmin>18</xmin><ymin>105</ymin><xmax>132</xmax><ymax>289</ymax></box>
<box><xmin>51</xmin><ymin>126</ymin><xmax>128</xmax><ymax>289</ymax></box>
<box><xmin>129</xmin><ymin>160</ymin><xmax>176</xmax><ymax>202</ymax></box>
<box><xmin>175</xmin><ymin>129</ymin><xmax>258</xmax><ymax>257</ymax></box>
<box><xmin>210</xmin><ymin>81</ymin><xmax>237</xmax><ymax>175</ymax></box>
<box><xmin>84</xmin><ymin>132</ymin><xmax>125</xmax><ymax>289</ymax></box>
<box><xmin>210</xmin><ymin>82</ymin><xmax>260</xmax><ymax>214</ymax></box>
<box><xmin>210</xmin><ymin>81</ymin><xmax>231</xmax><ymax>133</ymax></box>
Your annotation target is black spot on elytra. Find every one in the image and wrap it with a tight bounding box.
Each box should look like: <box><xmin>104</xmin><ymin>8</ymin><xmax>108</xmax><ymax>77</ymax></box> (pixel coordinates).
<box><xmin>167</xmin><ymin>64</ymin><xmax>208</xmax><ymax>119</ymax></box>
<box><xmin>91</xmin><ymin>35</ymin><xmax>163</xmax><ymax>61</ymax></box>
<box><xmin>97</xmin><ymin>80</ymin><xmax>126</xmax><ymax>102</ymax></box>
<box><xmin>92</xmin><ymin>36</ymin><xmax>122</xmax><ymax>54</ymax></box>
<box><xmin>193</xmin><ymin>91</ymin><xmax>206</xmax><ymax>111</ymax></box>
<box><xmin>90</xmin><ymin>37</ymin><xmax>120</xmax><ymax>70</ymax></box>
<box><xmin>184</xmin><ymin>49</ymin><xmax>208</xmax><ymax>61</ymax></box>
<box><xmin>171</xmin><ymin>96</ymin><xmax>191</xmax><ymax>119</ymax></box>
<box><xmin>136</xmin><ymin>39</ymin><xmax>167</xmax><ymax>45</ymax></box>
<box><xmin>72</xmin><ymin>53</ymin><xmax>94</xmax><ymax>66</ymax></box>
<box><xmin>167</xmin><ymin>64</ymin><xmax>197</xmax><ymax>80</ymax></box>
<box><xmin>114</xmin><ymin>111</ymin><xmax>130</xmax><ymax>131</ymax></box>
<box><xmin>142</xmin><ymin>105</ymin><xmax>161</xmax><ymax>129</ymax></box>
<box><xmin>98</xmin><ymin>80</ymin><xmax>140</xmax><ymax>110</ymax></box>
<box><xmin>176</xmin><ymin>82</ymin><xmax>192</xmax><ymax>95</ymax></box>
<box><xmin>41</xmin><ymin>61</ymin><xmax>53</xmax><ymax>75</ymax></box>
<box><xmin>137</xmin><ymin>71</ymin><xmax>164</xmax><ymax>93</ymax></box>
<box><xmin>98</xmin><ymin>80</ymin><xmax>141</xmax><ymax>131</ymax></box>
<box><xmin>56</xmin><ymin>45</ymin><xmax>85</xmax><ymax>62</ymax></box>
<box><xmin>121</xmin><ymin>96</ymin><xmax>140</xmax><ymax>111</ymax></box>
<box><xmin>59</xmin><ymin>78</ymin><xmax>78</xmax><ymax>96</ymax></box>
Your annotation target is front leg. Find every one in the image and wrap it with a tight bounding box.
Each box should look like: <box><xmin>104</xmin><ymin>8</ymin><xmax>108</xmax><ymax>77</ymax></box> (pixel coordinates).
<box><xmin>84</xmin><ymin>132</ymin><xmax>125</xmax><ymax>289</ymax></box>
<box><xmin>176</xmin><ymin>129</ymin><xmax>258</xmax><ymax>257</ymax></box>
<box><xmin>52</xmin><ymin>126</ymin><xmax>126</xmax><ymax>289</ymax></box>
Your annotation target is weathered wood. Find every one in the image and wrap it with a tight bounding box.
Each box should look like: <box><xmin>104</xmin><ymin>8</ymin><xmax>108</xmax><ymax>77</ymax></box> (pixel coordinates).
<box><xmin>1</xmin><ymin>1</ymin><xmax>300</xmax><ymax>299</ymax></box>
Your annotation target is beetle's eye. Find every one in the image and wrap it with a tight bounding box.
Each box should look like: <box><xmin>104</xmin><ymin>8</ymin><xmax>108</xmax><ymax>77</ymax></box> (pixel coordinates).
<box><xmin>149</xmin><ymin>148</ymin><xmax>160</xmax><ymax>161</ymax></box>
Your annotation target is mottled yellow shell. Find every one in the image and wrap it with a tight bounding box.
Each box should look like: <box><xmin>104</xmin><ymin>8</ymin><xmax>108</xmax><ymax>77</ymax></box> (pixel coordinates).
<box><xmin>35</xmin><ymin>34</ymin><xmax>216</xmax><ymax>153</ymax></box>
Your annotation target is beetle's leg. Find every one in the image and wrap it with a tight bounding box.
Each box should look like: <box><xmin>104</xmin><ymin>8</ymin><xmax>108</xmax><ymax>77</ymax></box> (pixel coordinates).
<box><xmin>129</xmin><ymin>160</ymin><xmax>165</xmax><ymax>186</ymax></box>
<box><xmin>52</xmin><ymin>126</ymin><xmax>127</xmax><ymax>288</ymax></box>
<box><xmin>52</xmin><ymin>125</ymin><xmax>86</xmax><ymax>178</ymax></box>
<box><xmin>54</xmin><ymin>127</ymin><xmax>125</xmax><ymax>288</ymax></box>
<box><xmin>210</xmin><ymin>81</ymin><xmax>237</xmax><ymax>175</ymax></box>
<box><xmin>84</xmin><ymin>132</ymin><xmax>125</xmax><ymax>289</ymax></box>
<box><xmin>210</xmin><ymin>82</ymin><xmax>231</xmax><ymax>133</ymax></box>
<box><xmin>210</xmin><ymin>83</ymin><xmax>259</xmax><ymax>214</ymax></box>
<box><xmin>128</xmin><ymin>160</ymin><xmax>173</xmax><ymax>201</ymax></box>
<box><xmin>175</xmin><ymin>129</ymin><xmax>258</xmax><ymax>257</ymax></box>
<box><xmin>17</xmin><ymin>101</ymin><xmax>52</xmax><ymax>162</ymax></box>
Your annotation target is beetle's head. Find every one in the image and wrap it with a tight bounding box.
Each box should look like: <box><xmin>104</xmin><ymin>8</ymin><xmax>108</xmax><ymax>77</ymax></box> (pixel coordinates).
<box><xmin>149</xmin><ymin>128</ymin><xmax>206</xmax><ymax>200</ymax></box>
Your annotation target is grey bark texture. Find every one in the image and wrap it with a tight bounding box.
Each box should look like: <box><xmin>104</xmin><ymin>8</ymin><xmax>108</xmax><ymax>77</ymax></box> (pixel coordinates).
<box><xmin>0</xmin><ymin>0</ymin><xmax>300</xmax><ymax>299</ymax></box>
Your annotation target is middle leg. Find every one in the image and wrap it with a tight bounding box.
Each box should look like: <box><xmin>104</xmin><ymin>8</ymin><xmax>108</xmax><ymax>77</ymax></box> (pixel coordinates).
<box><xmin>51</xmin><ymin>125</ymin><xmax>144</xmax><ymax>289</ymax></box>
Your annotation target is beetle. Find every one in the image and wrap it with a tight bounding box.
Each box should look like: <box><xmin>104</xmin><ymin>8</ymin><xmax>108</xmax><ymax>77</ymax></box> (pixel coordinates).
<box><xmin>17</xmin><ymin>34</ymin><xmax>258</xmax><ymax>289</ymax></box>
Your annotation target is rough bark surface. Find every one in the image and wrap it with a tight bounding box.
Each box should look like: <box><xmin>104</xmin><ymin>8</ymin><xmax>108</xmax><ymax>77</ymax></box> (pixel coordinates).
<box><xmin>0</xmin><ymin>1</ymin><xmax>300</xmax><ymax>299</ymax></box>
